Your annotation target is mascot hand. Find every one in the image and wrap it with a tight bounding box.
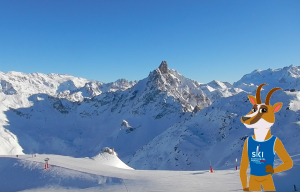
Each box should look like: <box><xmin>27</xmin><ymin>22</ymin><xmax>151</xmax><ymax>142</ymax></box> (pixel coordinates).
<box><xmin>265</xmin><ymin>165</ymin><xmax>274</xmax><ymax>173</ymax></box>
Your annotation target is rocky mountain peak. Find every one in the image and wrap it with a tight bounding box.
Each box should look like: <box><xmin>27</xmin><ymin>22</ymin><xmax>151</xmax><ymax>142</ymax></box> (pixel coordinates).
<box><xmin>158</xmin><ymin>61</ymin><xmax>168</xmax><ymax>74</ymax></box>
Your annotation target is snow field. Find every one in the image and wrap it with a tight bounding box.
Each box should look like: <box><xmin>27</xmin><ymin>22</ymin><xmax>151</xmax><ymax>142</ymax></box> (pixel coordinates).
<box><xmin>0</xmin><ymin>153</ymin><xmax>299</xmax><ymax>192</ymax></box>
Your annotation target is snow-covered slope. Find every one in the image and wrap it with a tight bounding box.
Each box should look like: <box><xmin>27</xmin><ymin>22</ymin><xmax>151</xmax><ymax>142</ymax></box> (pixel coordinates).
<box><xmin>129</xmin><ymin>65</ymin><xmax>300</xmax><ymax>170</ymax></box>
<box><xmin>0</xmin><ymin>153</ymin><xmax>131</xmax><ymax>192</ymax></box>
<box><xmin>200</xmin><ymin>80</ymin><xmax>244</xmax><ymax>103</ymax></box>
<box><xmin>0</xmin><ymin>153</ymin><xmax>299</xmax><ymax>192</ymax></box>
<box><xmin>128</xmin><ymin>88</ymin><xmax>300</xmax><ymax>170</ymax></box>
<box><xmin>129</xmin><ymin>66</ymin><xmax>300</xmax><ymax>170</ymax></box>
<box><xmin>1</xmin><ymin>63</ymin><xmax>300</xmax><ymax>176</ymax></box>
<box><xmin>233</xmin><ymin>65</ymin><xmax>300</xmax><ymax>92</ymax></box>
<box><xmin>0</xmin><ymin>61</ymin><xmax>211</xmax><ymax>161</ymax></box>
<box><xmin>0</xmin><ymin>72</ymin><xmax>136</xmax><ymax>156</ymax></box>
<box><xmin>0</xmin><ymin>71</ymin><xmax>136</xmax><ymax>102</ymax></box>
<box><xmin>201</xmin><ymin>65</ymin><xmax>300</xmax><ymax>103</ymax></box>
<box><xmin>0</xmin><ymin>72</ymin><xmax>87</xmax><ymax>96</ymax></box>
<box><xmin>93</xmin><ymin>148</ymin><xmax>133</xmax><ymax>169</ymax></box>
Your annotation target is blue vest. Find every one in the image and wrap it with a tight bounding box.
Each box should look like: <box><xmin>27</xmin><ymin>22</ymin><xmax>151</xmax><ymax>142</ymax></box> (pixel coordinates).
<box><xmin>247</xmin><ymin>135</ymin><xmax>277</xmax><ymax>176</ymax></box>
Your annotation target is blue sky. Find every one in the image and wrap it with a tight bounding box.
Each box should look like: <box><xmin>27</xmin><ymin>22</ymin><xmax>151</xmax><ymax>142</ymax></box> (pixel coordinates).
<box><xmin>0</xmin><ymin>0</ymin><xmax>299</xmax><ymax>84</ymax></box>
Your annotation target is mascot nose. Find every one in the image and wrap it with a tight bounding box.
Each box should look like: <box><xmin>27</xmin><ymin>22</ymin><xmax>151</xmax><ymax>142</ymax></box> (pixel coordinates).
<box><xmin>242</xmin><ymin>116</ymin><xmax>251</xmax><ymax>121</ymax></box>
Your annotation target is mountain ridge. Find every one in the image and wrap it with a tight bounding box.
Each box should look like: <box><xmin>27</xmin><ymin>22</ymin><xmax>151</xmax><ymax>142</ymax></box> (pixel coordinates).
<box><xmin>1</xmin><ymin>62</ymin><xmax>300</xmax><ymax>171</ymax></box>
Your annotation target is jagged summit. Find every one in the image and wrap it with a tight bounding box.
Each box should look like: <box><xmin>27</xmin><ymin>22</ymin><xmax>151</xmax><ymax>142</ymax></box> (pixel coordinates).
<box><xmin>145</xmin><ymin>61</ymin><xmax>211</xmax><ymax>112</ymax></box>
<box><xmin>158</xmin><ymin>61</ymin><xmax>168</xmax><ymax>74</ymax></box>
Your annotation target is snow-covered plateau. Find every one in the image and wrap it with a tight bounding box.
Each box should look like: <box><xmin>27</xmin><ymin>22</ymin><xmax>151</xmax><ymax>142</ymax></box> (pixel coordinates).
<box><xmin>0</xmin><ymin>62</ymin><xmax>300</xmax><ymax>191</ymax></box>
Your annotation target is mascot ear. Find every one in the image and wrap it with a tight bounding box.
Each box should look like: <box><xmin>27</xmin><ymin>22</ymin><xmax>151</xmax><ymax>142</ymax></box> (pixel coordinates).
<box><xmin>248</xmin><ymin>95</ymin><xmax>257</xmax><ymax>105</ymax></box>
<box><xmin>273</xmin><ymin>103</ymin><xmax>283</xmax><ymax>113</ymax></box>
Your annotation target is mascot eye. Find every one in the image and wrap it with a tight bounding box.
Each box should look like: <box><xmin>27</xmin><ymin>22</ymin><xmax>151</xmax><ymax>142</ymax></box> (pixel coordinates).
<box><xmin>252</xmin><ymin>109</ymin><xmax>256</xmax><ymax>113</ymax></box>
<box><xmin>259</xmin><ymin>108</ymin><xmax>267</xmax><ymax>113</ymax></box>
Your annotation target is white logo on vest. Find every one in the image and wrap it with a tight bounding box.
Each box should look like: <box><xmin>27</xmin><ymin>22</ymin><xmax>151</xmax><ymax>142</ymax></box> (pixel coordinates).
<box><xmin>251</xmin><ymin>145</ymin><xmax>266</xmax><ymax>164</ymax></box>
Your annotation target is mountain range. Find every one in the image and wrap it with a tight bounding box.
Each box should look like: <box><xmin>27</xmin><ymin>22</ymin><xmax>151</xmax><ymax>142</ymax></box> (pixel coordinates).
<box><xmin>1</xmin><ymin>61</ymin><xmax>300</xmax><ymax>170</ymax></box>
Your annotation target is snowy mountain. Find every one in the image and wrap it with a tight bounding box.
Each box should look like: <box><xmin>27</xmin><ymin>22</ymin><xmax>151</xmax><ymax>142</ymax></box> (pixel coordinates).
<box><xmin>128</xmin><ymin>65</ymin><xmax>300</xmax><ymax>170</ymax></box>
<box><xmin>0</xmin><ymin>71</ymin><xmax>136</xmax><ymax>102</ymax></box>
<box><xmin>151</xmin><ymin>61</ymin><xmax>211</xmax><ymax>111</ymax></box>
<box><xmin>233</xmin><ymin>65</ymin><xmax>300</xmax><ymax>92</ymax></box>
<box><xmin>128</xmin><ymin>89</ymin><xmax>300</xmax><ymax>170</ymax></box>
<box><xmin>200</xmin><ymin>65</ymin><xmax>300</xmax><ymax>103</ymax></box>
<box><xmin>0</xmin><ymin>71</ymin><xmax>136</xmax><ymax>156</ymax></box>
<box><xmin>200</xmin><ymin>80</ymin><xmax>244</xmax><ymax>103</ymax></box>
<box><xmin>1</xmin><ymin>63</ymin><xmax>300</xmax><ymax>176</ymax></box>
<box><xmin>0</xmin><ymin>61</ymin><xmax>211</xmax><ymax>161</ymax></box>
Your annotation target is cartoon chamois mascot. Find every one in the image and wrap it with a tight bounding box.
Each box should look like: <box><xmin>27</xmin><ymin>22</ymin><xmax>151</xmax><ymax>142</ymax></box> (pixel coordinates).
<box><xmin>240</xmin><ymin>83</ymin><xmax>293</xmax><ymax>191</ymax></box>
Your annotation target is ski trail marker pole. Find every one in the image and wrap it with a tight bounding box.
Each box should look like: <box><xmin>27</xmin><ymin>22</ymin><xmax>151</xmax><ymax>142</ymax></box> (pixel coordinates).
<box><xmin>209</xmin><ymin>159</ymin><xmax>214</xmax><ymax>173</ymax></box>
<box><xmin>44</xmin><ymin>158</ymin><xmax>49</xmax><ymax>169</ymax></box>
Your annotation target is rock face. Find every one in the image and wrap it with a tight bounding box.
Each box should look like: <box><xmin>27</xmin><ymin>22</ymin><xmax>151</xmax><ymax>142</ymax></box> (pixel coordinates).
<box><xmin>0</xmin><ymin>80</ymin><xmax>17</xmax><ymax>95</ymax></box>
<box><xmin>159</xmin><ymin>61</ymin><xmax>168</xmax><ymax>74</ymax></box>
<box><xmin>192</xmin><ymin>105</ymin><xmax>203</xmax><ymax>113</ymax></box>
<box><xmin>149</xmin><ymin>64</ymin><xmax>211</xmax><ymax>112</ymax></box>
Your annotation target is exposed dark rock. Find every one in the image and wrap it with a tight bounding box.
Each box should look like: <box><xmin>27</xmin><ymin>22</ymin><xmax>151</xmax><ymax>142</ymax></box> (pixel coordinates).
<box><xmin>193</xmin><ymin>105</ymin><xmax>203</xmax><ymax>113</ymax></box>
<box><xmin>159</xmin><ymin>61</ymin><xmax>168</xmax><ymax>74</ymax></box>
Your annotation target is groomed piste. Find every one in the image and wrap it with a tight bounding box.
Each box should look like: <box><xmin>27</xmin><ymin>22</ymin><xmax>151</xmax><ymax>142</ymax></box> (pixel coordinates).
<box><xmin>0</xmin><ymin>152</ymin><xmax>299</xmax><ymax>192</ymax></box>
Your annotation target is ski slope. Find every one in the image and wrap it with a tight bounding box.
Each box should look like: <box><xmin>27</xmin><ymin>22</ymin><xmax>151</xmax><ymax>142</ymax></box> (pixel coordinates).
<box><xmin>0</xmin><ymin>153</ymin><xmax>299</xmax><ymax>192</ymax></box>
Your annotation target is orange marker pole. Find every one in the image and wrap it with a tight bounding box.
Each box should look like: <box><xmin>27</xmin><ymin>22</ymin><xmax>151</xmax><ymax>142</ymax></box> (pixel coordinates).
<box><xmin>209</xmin><ymin>160</ymin><xmax>213</xmax><ymax>173</ymax></box>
